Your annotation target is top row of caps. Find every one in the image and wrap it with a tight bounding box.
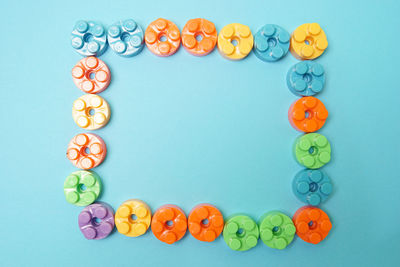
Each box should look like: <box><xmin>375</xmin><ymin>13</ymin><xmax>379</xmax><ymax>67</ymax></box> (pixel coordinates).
<box><xmin>71</xmin><ymin>18</ymin><xmax>328</xmax><ymax>61</ymax></box>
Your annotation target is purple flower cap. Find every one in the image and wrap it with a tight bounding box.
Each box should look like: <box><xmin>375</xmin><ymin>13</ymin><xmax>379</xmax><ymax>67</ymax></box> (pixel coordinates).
<box><xmin>78</xmin><ymin>202</ymin><xmax>115</xmax><ymax>240</ymax></box>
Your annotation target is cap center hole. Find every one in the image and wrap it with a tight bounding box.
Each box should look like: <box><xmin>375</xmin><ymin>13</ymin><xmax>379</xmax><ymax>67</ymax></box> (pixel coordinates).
<box><xmin>267</xmin><ymin>37</ymin><xmax>277</xmax><ymax>47</ymax></box>
<box><xmin>79</xmin><ymin>183</ymin><xmax>87</xmax><ymax>192</ymax></box>
<box><xmin>159</xmin><ymin>35</ymin><xmax>167</xmax><ymax>42</ymax></box>
<box><xmin>309</xmin><ymin>146</ymin><xmax>317</xmax><ymax>155</ymax></box>
<box><xmin>89</xmin><ymin>109</ymin><xmax>95</xmax><ymax>116</ymax></box>
<box><xmin>272</xmin><ymin>226</ymin><xmax>280</xmax><ymax>234</ymax></box>
<box><xmin>195</xmin><ymin>34</ymin><xmax>203</xmax><ymax>42</ymax></box>
<box><xmin>309</xmin><ymin>182</ymin><xmax>318</xmax><ymax>192</ymax></box>
<box><xmin>131</xmin><ymin>214</ymin><xmax>137</xmax><ymax>221</ymax></box>
<box><xmin>166</xmin><ymin>220</ymin><xmax>173</xmax><ymax>227</ymax></box>
<box><xmin>89</xmin><ymin>72</ymin><xmax>95</xmax><ymax>79</ymax></box>
<box><xmin>121</xmin><ymin>32</ymin><xmax>130</xmax><ymax>42</ymax></box>
<box><xmin>201</xmin><ymin>219</ymin><xmax>209</xmax><ymax>225</ymax></box>
<box><xmin>303</xmin><ymin>73</ymin><xmax>312</xmax><ymax>83</ymax></box>
<box><xmin>83</xmin><ymin>33</ymin><xmax>94</xmax><ymax>42</ymax></box>
<box><xmin>305</xmin><ymin>37</ymin><xmax>314</xmax><ymax>46</ymax></box>
<box><xmin>231</xmin><ymin>39</ymin><xmax>238</xmax><ymax>46</ymax></box>
<box><xmin>236</xmin><ymin>228</ymin><xmax>245</xmax><ymax>237</ymax></box>
<box><xmin>93</xmin><ymin>217</ymin><xmax>102</xmax><ymax>225</ymax></box>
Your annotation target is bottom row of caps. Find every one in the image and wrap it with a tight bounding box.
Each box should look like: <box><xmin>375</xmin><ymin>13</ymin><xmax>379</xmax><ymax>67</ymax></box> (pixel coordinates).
<box><xmin>78</xmin><ymin>200</ymin><xmax>332</xmax><ymax>251</ymax></box>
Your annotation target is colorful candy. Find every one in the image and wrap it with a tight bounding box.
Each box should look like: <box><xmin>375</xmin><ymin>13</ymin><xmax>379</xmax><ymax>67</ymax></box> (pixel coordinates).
<box><xmin>78</xmin><ymin>202</ymin><xmax>115</xmax><ymax>240</ymax></box>
<box><xmin>293</xmin><ymin>206</ymin><xmax>332</xmax><ymax>244</ymax></box>
<box><xmin>66</xmin><ymin>133</ymin><xmax>107</xmax><ymax>169</ymax></box>
<box><xmin>253</xmin><ymin>24</ymin><xmax>290</xmax><ymax>62</ymax></box>
<box><xmin>72</xmin><ymin>56</ymin><xmax>111</xmax><ymax>94</ymax></box>
<box><xmin>151</xmin><ymin>204</ymin><xmax>187</xmax><ymax>244</ymax></box>
<box><xmin>108</xmin><ymin>19</ymin><xmax>144</xmax><ymax>57</ymax></box>
<box><xmin>259</xmin><ymin>211</ymin><xmax>296</xmax><ymax>249</ymax></box>
<box><xmin>72</xmin><ymin>94</ymin><xmax>110</xmax><ymax>130</ymax></box>
<box><xmin>71</xmin><ymin>21</ymin><xmax>107</xmax><ymax>57</ymax></box>
<box><xmin>64</xmin><ymin>170</ymin><xmax>102</xmax><ymax>206</ymax></box>
<box><xmin>181</xmin><ymin>18</ymin><xmax>217</xmax><ymax>56</ymax></box>
<box><xmin>293</xmin><ymin>169</ymin><xmax>333</xmax><ymax>206</ymax></box>
<box><xmin>290</xmin><ymin>23</ymin><xmax>328</xmax><ymax>60</ymax></box>
<box><xmin>217</xmin><ymin>23</ymin><xmax>253</xmax><ymax>60</ymax></box>
<box><xmin>188</xmin><ymin>204</ymin><xmax>224</xmax><ymax>242</ymax></box>
<box><xmin>145</xmin><ymin>18</ymin><xmax>181</xmax><ymax>57</ymax></box>
<box><xmin>294</xmin><ymin>133</ymin><xmax>331</xmax><ymax>169</ymax></box>
<box><xmin>223</xmin><ymin>215</ymin><xmax>259</xmax><ymax>251</ymax></box>
<box><xmin>288</xmin><ymin>96</ymin><xmax>328</xmax><ymax>133</ymax></box>
<box><xmin>115</xmin><ymin>199</ymin><xmax>152</xmax><ymax>237</ymax></box>
<box><xmin>287</xmin><ymin>61</ymin><xmax>325</xmax><ymax>96</ymax></box>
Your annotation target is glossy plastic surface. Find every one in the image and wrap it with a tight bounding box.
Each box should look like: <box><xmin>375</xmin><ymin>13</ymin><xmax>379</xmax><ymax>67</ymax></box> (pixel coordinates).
<box><xmin>66</xmin><ymin>133</ymin><xmax>107</xmax><ymax>169</ymax></box>
<box><xmin>181</xmin><ymin>18</ymin><xmax>217</xmax><ymax>56</ymax></box>
<box><xmin>293</xmin><ymin>169</ymin><xmax>333</xmax><ymax>206</ymax></box>
<box><xmin>145</xmin><ymin>18</ymin><xmax>181</xmax><ymax>57</ymax></box>
<box><xmin>288</xmin><ymin>96</ymin><xmax>328</xmax><ymax>132</ymax></box>
<box><xmin>293</xmin><ymin>206</ymin><xmax>332</xmax><ymax>244</ymax></box>
<box><xmin>71</xmin><ymin>20</ymin><xmax>107</xmax><ymax>57</ymax></box>
<box><xmin>115</xmin><ymin>199</ymin><xmax>152</xmax><ymax>237</ymax></box>
<box><xmin>78</xmin><ymin>202</ymin><xmax>115</xmax><ymax>240</ymax></box>
<box><xmin>287</xmin><ymin>61</ymin><xmax>325</xmax><ymax>96</ymax></box>
<box><xmin>72</xmin><ymin>94</ymin><xmax>110</xmax><ymax>130</ymax></box>
<box><xmin>258</xmin><ymin>211</ymin><xmax>296</xmax><ymax>250</ymax></box>
<box><xmin>72</xmin><ymin>56</ymin><xmax>111</xmax><ymax>94</ymax></box>
<box><xmin>217</xmin><ymin>23</ymin><xmax>253</xmax><ymax>60</ymax></box>
<box><xmin>223</xmin><ymin>214</ymin><xmax>259</xmax><ymax>251</ymax></box>
<box><xmin>188</xmin><ymin>203</ymin><xmax>224</xmax><ymax>242</ymax></box>
<box><xmin>290</xmin><ymin>23</ymin><xmax>328</xmax><ymax>60</ymax></box>
<box><xmin>294</xmin><ymin>133</ymin><xmax>331</xmax><ymax>169</ymax></box>
<box><xmin>64</xmin><ymin>170</ymin><xmax>102</xmax><ymax>206</ymax></box>
<box><xmin>108</xmin><ymin>19</ymin><xmax>144</xmax><ymax>57</ymax></box>
<box><xmin>151</xmin><ymin>204</ymin><xmax>187</xmax><ymax>244</ymax></box>
<box><xmin>253</xmin><ymin>24</ymin><xmax>290</xmax><ymax>62</ymax></box>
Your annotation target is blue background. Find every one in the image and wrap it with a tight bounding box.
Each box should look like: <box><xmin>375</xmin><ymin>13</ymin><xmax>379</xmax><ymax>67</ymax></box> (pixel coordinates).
<box><xmin>1</xmin><ymin>0</ymin><xmax>399</xmax><ymax>266</ymax></box>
